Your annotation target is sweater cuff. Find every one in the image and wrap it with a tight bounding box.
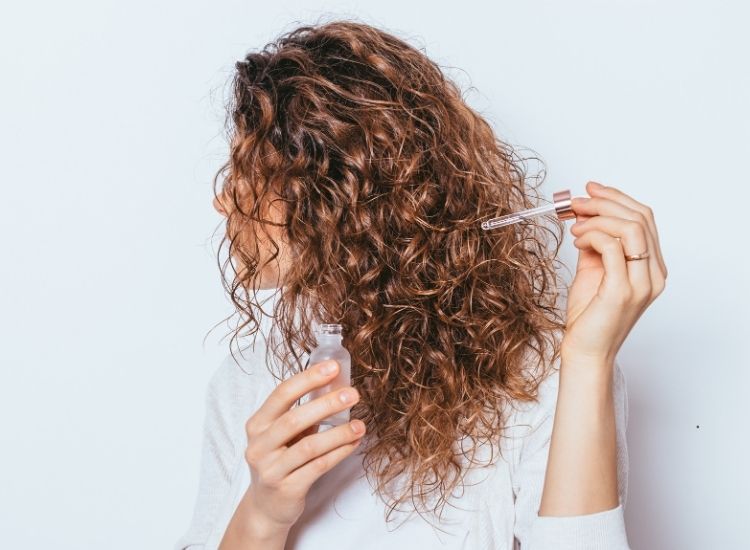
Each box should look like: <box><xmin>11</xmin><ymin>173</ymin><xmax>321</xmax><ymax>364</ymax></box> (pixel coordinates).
<box><xmin>528</xmin><ymin>503</ymin><xmax>630</xmax><ymax>549</ymax></box>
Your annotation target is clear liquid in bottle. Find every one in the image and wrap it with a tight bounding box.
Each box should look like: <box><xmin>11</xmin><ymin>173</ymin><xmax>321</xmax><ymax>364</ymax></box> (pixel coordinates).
<box><xmin>306</xmin><ymin>323</ymin><xmax>352</xmax><ymax>427</ymax></box>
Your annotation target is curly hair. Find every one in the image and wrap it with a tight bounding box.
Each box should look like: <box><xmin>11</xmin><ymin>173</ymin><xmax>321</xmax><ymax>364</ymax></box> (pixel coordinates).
<box><xmin>209</xmin><ymin>18</ymin><xmax>568</xmax><ymax>526</ymax></box>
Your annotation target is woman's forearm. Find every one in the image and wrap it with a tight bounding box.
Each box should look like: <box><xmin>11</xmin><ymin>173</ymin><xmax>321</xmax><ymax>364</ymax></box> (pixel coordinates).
<box><xmin>218</xmin><ymin>490</ymin><xmax>291</xmax><ymax>550</ymax></box>
<box><xmin>538</xmin><ymin>359</ymin><xmax>619</xmax><ymax>516</ymax></box>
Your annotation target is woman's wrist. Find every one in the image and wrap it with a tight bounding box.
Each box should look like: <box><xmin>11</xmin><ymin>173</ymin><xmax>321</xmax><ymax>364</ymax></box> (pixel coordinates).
<box><xmin>560</xmin><ymin>348</ymin><xmax>615</xmax><ymax>373</ymax></box>
<box><xmin>559</xmin><ymin>354</ymin><xmax>615</xmax><ymax>398</ymax></box>
<box><xmin>219</xmin><ymin>490</ymin><xmax>292</xmax><ymax>550</ymax></box>
<box><xmin>558</xmin><ymin>355</ymin><xmax>616</xmax><ymax>412</ymax></box>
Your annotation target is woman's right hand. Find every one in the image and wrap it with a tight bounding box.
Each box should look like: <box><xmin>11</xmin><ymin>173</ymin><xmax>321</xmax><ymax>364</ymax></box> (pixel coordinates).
<box><xmin>241</xmin><ymin>359</ymin><xmax>366</xmax><ymax>534</ymax></box>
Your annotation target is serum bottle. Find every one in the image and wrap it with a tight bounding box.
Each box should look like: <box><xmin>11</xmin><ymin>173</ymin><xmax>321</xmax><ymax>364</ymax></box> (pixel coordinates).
<box><xmin>307</xmin><ymin>323</ymin><xmax>352</xmax><ymax>427</ymax></box>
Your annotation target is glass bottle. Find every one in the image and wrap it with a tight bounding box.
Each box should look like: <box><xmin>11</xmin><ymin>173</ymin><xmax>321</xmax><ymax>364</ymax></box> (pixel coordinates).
<box><xmin>306</xmin><ymin>323</ymin><xmax>352</xmax><ymax>427</ymax></box>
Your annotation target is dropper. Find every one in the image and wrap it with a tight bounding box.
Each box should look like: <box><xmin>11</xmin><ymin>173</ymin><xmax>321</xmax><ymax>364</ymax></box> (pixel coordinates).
<box><xmin>480</xmin><ymin>189</ymin><xmax>577</xmax><ymax>231</ymax></box>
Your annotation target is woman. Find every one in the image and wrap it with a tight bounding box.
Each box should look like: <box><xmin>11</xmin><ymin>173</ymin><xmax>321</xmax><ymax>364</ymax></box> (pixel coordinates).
<box><xmin>175</xmin><ymin>20</ymin><xmax>667</xmax><ymax>550</ymax></box>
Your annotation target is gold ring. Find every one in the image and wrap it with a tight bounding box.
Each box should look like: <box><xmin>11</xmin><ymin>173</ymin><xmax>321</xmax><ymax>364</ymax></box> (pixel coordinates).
<box><xmin>624</xmin><ymin>251</ymin><xmax>650</xmax><ymax>261</ymax></box>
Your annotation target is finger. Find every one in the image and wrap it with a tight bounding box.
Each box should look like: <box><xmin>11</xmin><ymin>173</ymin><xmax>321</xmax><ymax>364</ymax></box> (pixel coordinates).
<box><xmin>283</xmin><ymin>435</ymin><xmax>364</xmax><ymax>492</ymax></box>
<box><xmin>285</xmin><ymin>423</ymin><xmax>321</xmax><ymax>448</ymax></box>
<box><xmin>585</xmin><ymin>181</ymin><xmax>668</xmax><ymax>279</ymax></box>
<box><xmin>571</xmin><ymin>195</ymin><xmax>643</xmax><ymax>225</ymax></box>
<box><xmin>572</xmin><ymin>229</ymin><xmax>630</xmax><ymax>299</ymax></box>
<box><xmin>570</xmin><ymin>195</ymin><xmax>661</xmax><ymax>294</ymax></box>
<box><xmin>249</xmin><ymin>360</ymin><xmax>340</xmax><ymax>433</ymax></box>
<box><xmin>268</xmin><ymin>419</ymin><xmax>366</xmax><ymax>480</ymax></box>
<box><xmin>258</xmin><ymin>384</ymin><xmax>360</xmax><ymax>454</ymax></box>
<box><xmin>571</xmin><ymin>215</ymin><xmax>652</xmax><ymax>302</ymax></box>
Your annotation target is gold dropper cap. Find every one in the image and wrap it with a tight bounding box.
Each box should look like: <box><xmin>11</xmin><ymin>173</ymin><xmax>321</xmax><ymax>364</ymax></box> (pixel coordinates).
<box><xmin>553</xmin><ymin>189</ymin><xmax>576</xmax><ymax>221</ymax></box>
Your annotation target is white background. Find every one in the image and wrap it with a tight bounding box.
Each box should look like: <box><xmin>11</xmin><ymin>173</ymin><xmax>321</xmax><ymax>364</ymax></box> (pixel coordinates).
<box><xmin>1</xmin><ymin>1</ymin><xmax>747</xmax><ymax>548</ymax></box>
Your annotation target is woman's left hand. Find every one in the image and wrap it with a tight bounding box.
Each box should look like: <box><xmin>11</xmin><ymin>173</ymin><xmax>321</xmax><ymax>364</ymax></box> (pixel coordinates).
<box><xmin>561</xmin><ymin>181</ymin><xmax>668</xmax><ymax>366</ymax></box>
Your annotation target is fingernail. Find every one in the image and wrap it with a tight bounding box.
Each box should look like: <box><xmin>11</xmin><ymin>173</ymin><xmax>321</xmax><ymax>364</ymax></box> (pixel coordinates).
<box><xmin>589</xmin><ymin>181</ymin><xmax>604</xmax><ymax>187</ymax></box>
<box><xmin>321</xmin><ymin>361</ymin><xmax>338</xmax><ymax>375</ymax></box>
<box><xmin>351</xmin><ymin>420</ymin><xmax>364</xmax><ymax>433</ymax></box>
<box><xmin>339</xmin><ymin>389</ymin><xmax>355</xmax><ymax>403</ymax></box>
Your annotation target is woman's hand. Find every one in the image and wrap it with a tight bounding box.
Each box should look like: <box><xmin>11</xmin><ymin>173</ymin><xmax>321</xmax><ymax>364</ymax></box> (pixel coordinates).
<box><xmin>219</xmin><ymin>360</ymin><xmax>365</xmax><ymax>548</ymax></box>
<box><xmin>538</xmin><ymin>181</ymin><xmax>668</xmax><ymax>517</ymax></box>
<box><xmin>562</xmin><ymin>181</ymin><xmax>668</xmax><ymax>366</ymax></box>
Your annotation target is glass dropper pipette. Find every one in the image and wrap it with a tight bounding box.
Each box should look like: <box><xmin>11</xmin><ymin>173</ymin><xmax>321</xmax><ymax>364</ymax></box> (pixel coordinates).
<box><xmin>480</xmin><ymin>189</ymin><xmax>577</xmax><ymax>231</ymax></box>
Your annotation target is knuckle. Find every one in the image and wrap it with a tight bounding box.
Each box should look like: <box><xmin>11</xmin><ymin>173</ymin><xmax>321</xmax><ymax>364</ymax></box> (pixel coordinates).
<box><xmin>604</xmin><ymin>239</ymin><xmax>622</xmax><ymax>254</ymax></box>
<box><xmin>634</xmin><ymin>285</ymin><xmax>652</xmax><ymax>304</ymax></box>
<box><xmin>257</xmin><ymin>469</ymin><xmax>281</xmax><ymax>489</ymax></box>
<box><xmin>281</xmin><ymin>412</ymin><xmax>301</xmax><ymax>431</ymax></box>
<box><xmin>313</xmin><ymin>455</ymin><xmax>329</xmax><ymax>471</ymax></box>
<box><xmin>626</xmin><ymin>220</ymin><xmax>644</xmax><ymax>239</ymax></box>
<box><xmin>653</xmin><ymin>278</ymin><xmax>666</xmax><ymax>296</ymax></box>
<box><xmin>298</xmin><ymin>437</ymin><xmax>316</xmax><ymax>458</ymax></box>
<box><xmin>245</xmin><ymin>446</ymin><xmax>260</xmax><ymax>466</ymax></box>
<box><xmin>245</xmin><ymin>418</ymin><xmax>260</xmax><ymax>438</ymax></box>
<box><xmin>276</xmin><ymin>383</ymin><xmax>296</xmax><ymax>403</ymax></box>
<box><xmin>611</xmin><ymin>287</ymin><xmax>632</xmax><ymax>304</ymax></box>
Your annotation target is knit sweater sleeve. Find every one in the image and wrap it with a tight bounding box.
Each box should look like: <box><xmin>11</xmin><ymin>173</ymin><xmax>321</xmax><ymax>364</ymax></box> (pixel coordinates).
<box><xmin>509</xmin><ymin>360</ymin><xmax>631</xmax><ymax>549</ymax></box>
<box><xmin>173</xmin><ymin>353</ymin><xmax>261</xmax><ymax>550</ymax></box>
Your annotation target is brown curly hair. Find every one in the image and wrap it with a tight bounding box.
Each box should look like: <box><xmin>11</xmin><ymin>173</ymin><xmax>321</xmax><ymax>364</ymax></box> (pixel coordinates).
<box><xmin>209</xmin><ymin>18</ymin><xmax>568</xmax><ymax>526</ymax></box>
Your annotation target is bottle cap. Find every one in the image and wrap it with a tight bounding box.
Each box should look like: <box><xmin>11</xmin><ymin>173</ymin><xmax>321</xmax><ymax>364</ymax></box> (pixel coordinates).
<box><xmin>553</xmin><ymin>189</ymin><xmax>575</xmax><ymax>221</ymax></box>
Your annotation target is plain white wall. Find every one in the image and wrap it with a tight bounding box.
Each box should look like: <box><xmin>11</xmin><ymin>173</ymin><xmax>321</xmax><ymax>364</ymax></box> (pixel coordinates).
<box><xmin>1</xmin><ymin>1</ymin><xmax>747</xmax><ymax>548</ymax></box>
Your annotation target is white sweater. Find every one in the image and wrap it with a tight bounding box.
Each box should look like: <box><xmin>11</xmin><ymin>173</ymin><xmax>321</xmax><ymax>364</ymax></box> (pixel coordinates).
<box><xmin>175</xmin><ymin>290</ymin><xmax>631</xmax><ymax>550</ymax></box>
